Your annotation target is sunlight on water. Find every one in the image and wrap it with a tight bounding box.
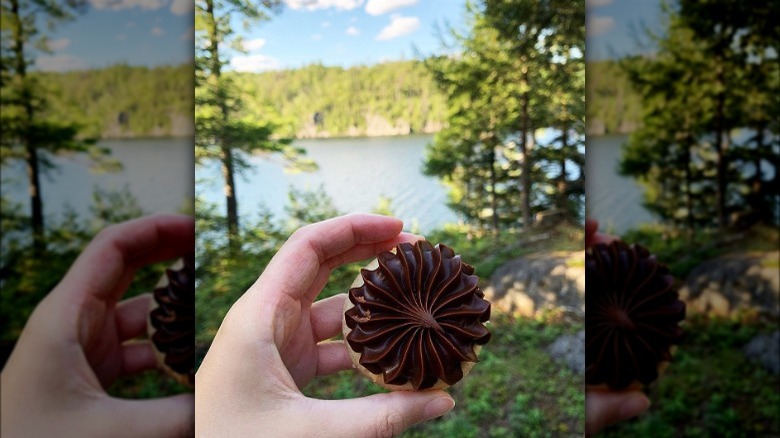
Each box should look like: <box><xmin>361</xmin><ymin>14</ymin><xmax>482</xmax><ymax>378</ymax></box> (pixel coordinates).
<box><xmin>196</xmin><ymin>135</ymin><xmax>458</xmax><ymax>233</ymax></box>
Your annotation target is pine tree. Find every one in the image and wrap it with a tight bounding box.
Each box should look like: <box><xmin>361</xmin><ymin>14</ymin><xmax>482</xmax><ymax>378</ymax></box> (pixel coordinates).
<box><xmin>0</xmin><ymin>0</ymin><xmax>113</xmax><ymax>252</ymax></box>
<box><xmin>424</xmin><ymin>0</ymin><xmax>585</xmax><ymax>231</ymax></box>
<box><xmin>620</xmin><ymin>0</ymin><xmax>779</xmax><ymax>231</ymax></box>
<box><xmin>194</xmin><ymin>0</ymin><xmax>313</xmax><ymax>243</ymax></box>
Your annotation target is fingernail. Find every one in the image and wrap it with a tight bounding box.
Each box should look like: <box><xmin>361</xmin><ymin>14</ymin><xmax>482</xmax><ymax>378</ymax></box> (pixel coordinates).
<box><xmin>424</xmin><ymin>397</ymin><xmax>455</xmax><ymax>420</ymax></box>
<box><xmin>619</xmin><ymin>395</ymin><xmax>650</xmax><ymax>419</ymax></box>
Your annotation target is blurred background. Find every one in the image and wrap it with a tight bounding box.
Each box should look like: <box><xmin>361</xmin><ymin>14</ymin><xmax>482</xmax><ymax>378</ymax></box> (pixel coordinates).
<box><xmin>194</xmin><ymin>0</ymin><xmax>586</xmax><ymax>435</ymax></box>
<box><xmin>0</xmin><ymin>0</ymin><xmax>194</xmax><ymax>397</ymax></box>
<box><xmin>586</xmin><ymin>0</ymin><xmax>779</xmax><ymax>435</ymax></box>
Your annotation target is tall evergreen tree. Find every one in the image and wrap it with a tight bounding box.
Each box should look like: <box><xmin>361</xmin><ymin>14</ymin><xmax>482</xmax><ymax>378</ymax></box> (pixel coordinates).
<box><xmin>620</xmin><ymin>0</ymin><xmax>779</xmax><ymax>230</ymax></box>
<box><xmin>0</xmin><ymin>0</ymin><xmax>112</xmax><ymax>252</ymax></box>
<box><xmin>195</xmin><ymin>0</ymin><xmax>312</xmax><ymax>243</ymax></box>
<box><xmin>424</xmin><ymin>0</ymin><xmax>584</xmax><ymax>231</ymax></box>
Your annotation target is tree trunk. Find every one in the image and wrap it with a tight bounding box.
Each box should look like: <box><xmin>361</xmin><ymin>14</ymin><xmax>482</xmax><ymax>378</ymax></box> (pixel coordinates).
<box><xmin>221</xmin><ymin>146</ymin><xmax>239</xmax><ymax>237</ymax></box>
<box><xmin>683</xmin><ymin>141</ymin><xmax>694</xmax><ymax>236</ymax></box>
<box><xmin>488</xmin><ymin>141</ymin><xmax>499</xmax><ymax>236</ymax></box>
<box><xmin>11</xmin><ymin>0</ymin><xmax>45</xmax><ymax>252</ymax></box>
<box><xmin>206</xmin><ymin>0</ymin><xmax>239</xmax><ymax>238</ymax></box>
<box><xmin>25</xmin><ymin>144</ymin><xmax>45</xmax><ymax>252</ymax></box>
<box><xmin>752</xmin><ymin>126</ymin><xmax>765</xmax><ymax>221</ymax></box>
<box><xmin>520</xmin><ymin>68</ymin><xmax>532</xmax><ymax>228</ymax></box>
<box><xmin>714</xmin><ymin>63</ymin><xmax>727</xmax><ymax>230</ymax></box>
<box><xmin>558</xmin><ymin>124</ymin><xmax>568</xmax><ymax>211</ymax></box>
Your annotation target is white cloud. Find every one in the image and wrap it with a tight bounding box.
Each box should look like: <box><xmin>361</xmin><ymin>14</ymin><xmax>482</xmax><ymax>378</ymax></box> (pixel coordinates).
<box><xmin>170</xmin><ymin>0</ymin><xmax>193</xmax><ymax>15</ymax></box>
<box><xmin>244</xmin><ymin>38</ymin><xmax>266</xmax><ymax>51</ymax></box>
<box><xmin>89</xmin><ymin>0</ymin><xmax>165</xmax><ymax>10</ymax></box>
<box><xmin>284</xmin><ymin>0</ymin><xmax>362</xmax><ymax>11</ymax></box>
<box><xmin>376</xmin><ymin>15</ymin><xmax>419</xmax><ymax>41</ymax></box>
<box><xmin>321</xmin><ymin>21</ymin><xmax>331</xmax><ymax>28</ymax></box>
<box><xmin>36</xmin><ymin>54</ymin><xmax>86</xmax><ymax>72</ymax></box>
<box><xmin>311</xmin><ymin>33</ymin><xmax>323</xmax><ymax>41</ymax></box>
<box><xmin>231</xmin><ymin>54</ymin><xmax>281</xmax><ymax>72</ymax></box>
<box><xmin>151</xmin><ymin>26</ymin><xmax>165</xmax><ymax>36</ymax></box>
<box><xmin>587</xmin><ymin>15</ymin><xmax>614</xmax><ymax>37</ymax></box>
<box><xmin>365</xmin><ymin>0</ymin><xmax>416</xmax><ymax>15</ymax></box>
<box><xmin>47</xmin><ymin>38</ymin><xmax>70</xmax><ymax>51</ymax></box>
<box><xmin>586</xmin><ymin>0</ymin><xmax>613</xmax><ymax>8</ymax></box>
<box><xmin>346</xmin><ymin>26</ymin><xmax>360</xmax><ymax>36</ymax></box>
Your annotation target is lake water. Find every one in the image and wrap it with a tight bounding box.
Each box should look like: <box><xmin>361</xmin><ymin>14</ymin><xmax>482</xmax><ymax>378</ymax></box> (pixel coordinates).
<box><xmin>1</xmin><ymin>135</ymin><xmax>653</xmax><ymax>237</ymax></box>
<box><xmin>1</xmin><ymin>138</ymin><xmax>194</xmax><ymax>223</ymax></box>
<box><xmin>586</xmin><ymin>134</ymin><xmax>656</xmax><ymax>234</ymax></box>
<box><xmin>196</xmin><ymin>135</ymin><xmax>458</xmax><ymax>233</ymax></box>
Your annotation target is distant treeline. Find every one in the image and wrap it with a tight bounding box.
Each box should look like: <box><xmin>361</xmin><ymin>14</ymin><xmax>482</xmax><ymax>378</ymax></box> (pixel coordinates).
<box><xmin>35</xmin><ymin>59</ymin><xmax>638</xmax><ymax>139</ymax></box>
<box><xmin>36</xmin><ymin>63</ymin><xmax>193</xmax><ymax>139</ymax></box>
<box><xmin>229</xmin><ymin>61</ymin><xmax>449</xmax><ymax>138</ymax></box>
<box><xmin>238</xmin><ymin>59</ymin><xmax>641</xmax><ymax>138</ymax></box>
<box><xmin>586</xmin><ymin>60</ymin><xmax>642</xmax><ymax>136</ymax></box>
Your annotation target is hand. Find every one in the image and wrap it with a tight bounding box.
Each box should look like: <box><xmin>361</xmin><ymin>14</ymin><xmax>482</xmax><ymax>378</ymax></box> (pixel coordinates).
<box><xmin>1</xmin><ymin>214</ymin><xmax>195</xmax><ymax>437</ymax></box>
<box><xmin>584</xmin><ymin>219</ymin><xmax>650</xmax><ymax>436</ymax></box>
<box><xmin>196</xmin><ymin>214</ymin><xmax>456</xmax><ymax>437</ymax></box>
<box><xmin>585</xmin><ymin>218</ymin><xmax>616</xmax><ymax>247</ymax></box>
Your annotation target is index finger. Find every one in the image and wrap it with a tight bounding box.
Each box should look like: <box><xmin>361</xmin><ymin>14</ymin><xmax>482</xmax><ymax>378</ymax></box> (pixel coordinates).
<box><xmin>254</xmin><ymin>213</ymin><xmax>406</xmax><ymax>302</ymax></box>
<box><xmin>54</xmin><ymin>214</ymin><xmax>194</xmax><ymax>303</ymax></box>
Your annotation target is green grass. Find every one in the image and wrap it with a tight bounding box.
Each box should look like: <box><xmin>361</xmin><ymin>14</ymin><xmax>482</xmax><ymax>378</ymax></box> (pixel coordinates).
<box><xmin>304</xmin><ymin>314</ymin><xmax>585</xmax><ymax>437</ymax></box>
<box><xmin>600</xmin><ymin>315</ymin><xmax>780</xmax><ymax>437</ymax></box>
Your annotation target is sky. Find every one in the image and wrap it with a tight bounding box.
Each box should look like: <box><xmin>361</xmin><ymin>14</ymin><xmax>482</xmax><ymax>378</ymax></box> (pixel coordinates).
<box><xmin>586</xmin><ymin>0</ymin><xmax>664</xmax><ymax>61</ymax></box>
<box><xmin>30</xmin><ymin>0</ymin><xmax>665</xmax><ymax>72</ymax></box>
<box><xmin>227</xmin><ymin>0</ymin><xmax>467</xmax><ymax>72</ymax></box>
<box><xmin>31</xmin><ymin>0</ymin><xmax>193</xmax><ymax>71</ymax></box>
<box><xmin>31</xmin><ymin>0</ymin><xmax>466</xmax><ymax>72</ymax></box>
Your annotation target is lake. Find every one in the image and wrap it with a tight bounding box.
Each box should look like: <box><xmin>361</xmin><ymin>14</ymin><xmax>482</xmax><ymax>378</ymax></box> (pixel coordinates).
<box><xmin>1</xmin><ymin>135</ymin><xmax>652</xmax><ymax>237</ymax></box>
<box><xmin>586</xmin><ymin>134</ymin><xmax>656</xmax><ymax>234</ymax></box>
<box><xmin>196</xmin><ymin>135</ymin><xmax>458</xmax><ymax>233</ymax></box>
<box><xmin>1</xmin><ymin>138</ymin><xmax>194</xmax><ymax>224</ymax></box>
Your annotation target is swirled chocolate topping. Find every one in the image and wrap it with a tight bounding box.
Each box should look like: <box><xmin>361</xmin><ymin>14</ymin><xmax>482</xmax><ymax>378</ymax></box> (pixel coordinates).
<box><xmin>586</xmin><ymin>241</ymin><xmax>685</xmax><ymax>389</ymax></box>
<box><xmin>345</xmin><ymin>241</ymin><xmax>491</xmax><ymax>390</ymax></box>
<box><xmin>150</xmin><ymin>254</ymin><xmax>195</xmax><ymax>386</ymax></box>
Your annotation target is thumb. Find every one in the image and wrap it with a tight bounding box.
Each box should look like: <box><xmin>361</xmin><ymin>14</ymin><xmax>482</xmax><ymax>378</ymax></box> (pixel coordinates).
<box><xmin>111</xmin><ymin>393</ymin><xmax>195</xmax><ymax>437</ymax></box>
<box><xmin>586</xmin><ymin>390</ymin><xmax>649</xmax><ymax>436</ymax></box>
<box><xmin>316</xmin><ymin>390</ymin><xmax>455</xmax><ymax>438</ymax></box>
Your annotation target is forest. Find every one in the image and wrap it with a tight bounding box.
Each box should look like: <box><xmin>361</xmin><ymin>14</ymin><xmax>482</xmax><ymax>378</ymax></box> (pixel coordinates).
<box><xmin>617</xmin><ymin>1</ymin><xmax>778</xmax><ymax>232</ymax></box>
<box><xmin>31</xmin><ymin>58</ymin><xmax>640</xmax><ymax>140</ymax></box>
<box><xmin>34</xmin><ymin>58</ymin><xmax>635</xmax><ymax>140</ymax></box>
<box><xmin>34</xmin><ymin>63</ymin><xmax>193</xmax><ymax>139</ymax></box>
<box><xmin>231</xmin><ymin>61</ymin><xmax>448</xmax><ymax>138</ymax></box>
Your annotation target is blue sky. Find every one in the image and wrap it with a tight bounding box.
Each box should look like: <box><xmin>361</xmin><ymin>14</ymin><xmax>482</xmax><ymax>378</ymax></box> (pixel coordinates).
<box><xmin>586</xmin><ymin>0</ymin><xmax>664</xmax><ymax>60</ymax></box>
<box><xmin>31</xmin><ymin>0</ymin><xmax>193</xmax><ymax>71</ymax></box>
<box><xmin>227</xmin><ymin>0</ymin><xmax>467</xmax><ymax>72</ymax></box>
<box><xmin>31</xmin><ymin>0</ymin><xmax>665</xmax><ymax>72</ymax></box>
<box><xmin>32</xmin><ymin>0</ymin><xmax>465</xmax><ymax>72</ymax></box>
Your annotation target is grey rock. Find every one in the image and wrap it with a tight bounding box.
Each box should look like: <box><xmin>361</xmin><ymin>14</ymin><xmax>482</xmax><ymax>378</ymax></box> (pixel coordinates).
<box><xmin>679</xmin><ymin>251</ymin><xmax>779</xmax><ymax>318</ymax></box>
<box><xmin>483</xmin><ymin>251</ymin><xmax>585</xmax><ymax>319</ymax></box>
<box><xmin>547</xmin><ymin>330</ymin><xmax>585</xmax><ymax>375</ymax></box>
<box><xmin>743</xmin><ymin>331</ymin><xmax>780</xmax><ymax>375</ymax></box>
